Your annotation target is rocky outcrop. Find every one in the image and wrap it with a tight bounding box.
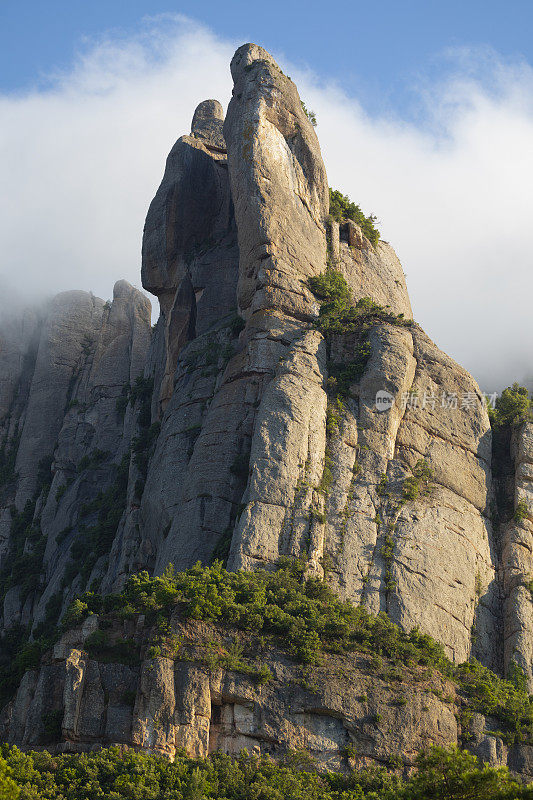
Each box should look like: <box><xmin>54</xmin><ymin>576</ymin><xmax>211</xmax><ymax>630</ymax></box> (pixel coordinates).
<box><xmin>1</xmin><ymin>41</ymin><xmax>532</xmax><ymax>767</ymax></box>
<box><xmin>329</xmin><ymin>218</ymin><xmax>412</xmax><ymax>318</ymax></box>
<box><xmin>4</xmin><ymin>614</ymin><xmax>533</xmax><ymax>779</ymax></box>
<box><xmin>0</xmin><ymin>281</ymin><xmax>151</xmax><ymax>632</ymax></box>
<box><xmin>1</xmin><ymin>43</ymin><xmax>500</xmax><ymax>664</ymax></box>
<box><xmin>0</xmin><ymin>617</ymin><xmax>472</xmax><ymax>771</ymax></box>
<box><xmin>224</xmin><ymin>43</ymin><xmax>328</xmax><ymax>321</ymax></box>
<box><xmin>141</xmin><ymin>98</ymin><xmax>238</xmax><ymax>413</ymax></box>
<box><xmin>502</xmin><ymin>422</ymin><xmax>533</xmax><ymax>684</ymax></box>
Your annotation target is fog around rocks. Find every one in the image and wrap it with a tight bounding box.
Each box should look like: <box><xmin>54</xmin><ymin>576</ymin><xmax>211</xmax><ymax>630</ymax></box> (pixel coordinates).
<box><xmin>0</xmin><ymin>15</ymin><xmax>532</xmax><ymax>392</ymax></box>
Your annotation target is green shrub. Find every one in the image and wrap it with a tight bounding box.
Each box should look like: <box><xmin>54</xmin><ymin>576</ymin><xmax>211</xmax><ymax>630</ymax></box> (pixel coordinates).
<box><xmin>308</xmin><ymin>269</ymin><xmax>351</xmax><ymax>303</ymax></box>
<box><xmin>133</xmin><ymin>421</ymin><xmax>160</xmax><ymax>488</ymax></box>
<box><xmin>326</xmin><ymin>404</ymin><xmax>341</xmax><ymax>436</ymax></box>
<box><xmin>308</xmin><ymin>270</ymin><xmax>411</xmax><ymax>337</ymax></box>
<box><xmin>211</xmin><ymin>527</ymin><xmax>233</xmax><ymax>567</ymax></box>
<box><xmin>121</xmin><ymin>689</ymin><xmax>136</xmax><ymax>707</ymax></box>
<box><xmin>301</xmin><ymin>100</ymin><xmax>317</xmax><ymax>127</ymax></box>
<box><xmin>115</xmin><ymin>384</ymin><xmax>130</xmax><ymax>418</ymax></box>
<box><xmin>84</xmin><ymin>630</ymin><xmax>139</xmax><ymax>665</ymax></box>
<box><xmin>0</xmin><ymin>756</ymin><xmax>18</xmax><ymax>800</ymax></box>
<box><xmin>229</xmin><ymin>315</ymin><xmax>246</xmax><ymax>337</ymax></box>
<box><xmin>230</xmin><ymin>453</ymin><xmax>250</xmax><ymax>480</ymax></box>
<box><xmin>60</xmin><ymin>598</ymin><xmax>88</xmax><ymax>630</ymax></box>
<box><xmin>2</xmin><ymin>742</ymin><xmax>530</xmax><ymax>800</ymax></box>
<box><xmin>377</xmin><ymin>473</ymin><xmax>389</xmax><ymax>497</ymax></box>
<box><xmin>58</xmin><ymin>560</ymin><xmax>533</xmax><ymax>745</ymax></box>
<box><xmin>402</xmin><ymin>460</ymin><xmax>433</xmax><ymax>502</ymax></box>
<box><xmin>0</xmin><ymin>429</ymin><xmax>20</xmax><ymax>488</ymax></box>
<box><xmin>514</xmin><ymin>499</ymin><xmax>529</xmax><ymax>523</ymax></box>
<box><xmin>64</xmin><ymin>560</ymin><xmax>452</xmax><ymax>674</ymax></box>
<box><xmin>77</xmin><ymin>449</ymin><xmax>109</xmax><ymax>473</ymax></box>
<box><xmin>488</xmin><ymin>383</ymin><xmax>532</xmax><ymax>428</ymax></box>
<box><xmin>0</xmin><ymin>497</ymin><xmax>48</xmax><ymax>603</ymax></box>
<box><xmin>455</xmin><ymin>659</ymin><xmax>533</xmax><ymax>744</ymax></box>
<box><xmin>329</xmin><ymin>188</ymin><xmax>380</xmax><ymax>246</ymax></box>
<box><xmin>41</xmin><ymin>710</ymin><xmax>63</xmax><ymax>743</ymax></box>
<box><xmin>55</xmin><ymin>483</ymin><xmax>68</xmax><ymax>502</ymax></box>
<box><xmin>327</xmin><ymin>340</ymin><xmax>372</xmax><ymax>397</ymax></box>
<box><xmin>62</xmin><ymin>454</ymin><xmax>129</xmax><ymax>590</ymax></box>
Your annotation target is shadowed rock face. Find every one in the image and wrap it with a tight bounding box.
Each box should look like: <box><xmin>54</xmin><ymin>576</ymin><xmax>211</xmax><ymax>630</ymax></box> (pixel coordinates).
<box><xmin>1</xmin><ymin>42</ymin><xmax>533</xmax><ymax>764</ymax></box>
<box><xmin>141</xmin><ymin>97</ymin><xmax>238</xmax><ymax>412</ymax></box>
<box><xmin>0</xmin><ymin>281</ymin><xmax>152</xmax><ymax>632</ymax></box>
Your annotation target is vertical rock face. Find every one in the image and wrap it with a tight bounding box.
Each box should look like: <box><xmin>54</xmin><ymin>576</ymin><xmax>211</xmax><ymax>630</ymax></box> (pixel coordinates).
<box><xmin>502</xmin><ymin>423</ymin><xmax>533</xmax><ymax>683</ymax></box>
<box><xmin>222</xmin><ymin>43</ymin><xmax>330</xmax><ymax>573</ymax></box>
<box><xmin>131</xmin><ymin>43</ymin><xmax>331</xmax><ymax>583</ymax></box>
<box><xmin>329</xmin><ymin>218</ymin><xmax>412</xmax><ymax>318</ymax></box>
<box><xmin>2</xmin><ymin>42</ymin><xmax>533</xmax><ymax>758</ymax></box>
<box><xmin>0</xmin><ymin>281</ymin><xmax>151</xmax><ymax>632</ymax></box>
<box><xmin>14</xmin><ymin>291</ymin><xmax>105</xmax><ymax>507</ymax></box>
<box><xmin>224</xmin><ymin>43</ymin><xmax>328</xmax><ymax>320</ymax></box>
<box><xmin>119</xmin><ymin>43</ymin><xmax>499</xmax><ymax>669</ymax></box>
<box><xmin>141</xmin><ymin>98</ymin><xmax>238</xmax><ymax>413</ymax></box>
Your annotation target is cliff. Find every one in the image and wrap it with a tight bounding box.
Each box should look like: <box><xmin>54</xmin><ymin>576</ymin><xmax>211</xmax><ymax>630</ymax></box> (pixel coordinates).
<box><xmin>0</xmin><ymin>43</ymin><xmax>532</xmax><ymax>776</ymax></box>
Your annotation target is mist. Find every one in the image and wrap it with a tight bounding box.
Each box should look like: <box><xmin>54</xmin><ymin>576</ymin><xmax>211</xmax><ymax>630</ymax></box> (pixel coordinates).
<box><xmin>0</xmin><ymin>16</ymin><xmax>531</xmax><ymax>392</ymax></box>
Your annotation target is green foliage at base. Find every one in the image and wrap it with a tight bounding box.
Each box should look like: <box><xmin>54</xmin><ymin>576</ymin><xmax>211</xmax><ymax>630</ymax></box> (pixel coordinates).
<box><xmin>488</xmin><ymin>383</ymin><xmax>532</xmax><ymax>428</ymax></box>
<box><xmin>308</xmin><ymin>271</ymin><xmax>411</xmax><ymax>336</ymax></box>
<box><xmin>62</xmin><ymin>560</ymin><xmax>533</xmax><ymax>745</ymax></box>
<box><xmin>456</xmin><ymin>659</ymin><xmax>533</xmax><ymax>744</ymax></box>
<box><xmin>329</xmin><ymin>188</ymin><xmax>380</xmax><ymax>246</ymax></box>
<box><xmin>2</xmin><ymin>743</ymin><xmax>532</xmax><ymax>800</ymax></box>
<box><xmin>0</xmin><ymin>756</ymin><xmax>18</xmax><ymax>800</ymax></box>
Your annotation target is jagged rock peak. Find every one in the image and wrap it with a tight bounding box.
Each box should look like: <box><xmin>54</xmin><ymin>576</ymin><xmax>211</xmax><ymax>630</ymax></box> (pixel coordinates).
<box><xmin>112</xmin><ymin>278</ymin><xmax>146</xmax><ymax>302</ymax></box>
<box><xmin>224</xmin><ymin>42</ymin><xmax>328</xmax><ymax>321</ymax></box>
<box><xmin>191</xmin><ymin>99</ymin><xmax>225</xmax><ymax>149</ymax></box>
<box><xmin>230</xmin><ymin>42</ymin><xmax>279</xmax><ymax>78</ymax></box>
<box><xmin>5</xmin><ymin>43</ymin><xmax>533</xmax><ymax>772</ymax></box>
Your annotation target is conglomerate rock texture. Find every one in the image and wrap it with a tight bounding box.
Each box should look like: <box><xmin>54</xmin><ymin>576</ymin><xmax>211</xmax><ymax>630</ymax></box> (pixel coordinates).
<box><xmin>1</xmin><ymin>614</ymin><xmax>525</xmax><ymax>775</ymax></box>
<box><xmin>1</xmin><ymin>43</ymin><xmax>532</xmax><ymax>768</ymax></box>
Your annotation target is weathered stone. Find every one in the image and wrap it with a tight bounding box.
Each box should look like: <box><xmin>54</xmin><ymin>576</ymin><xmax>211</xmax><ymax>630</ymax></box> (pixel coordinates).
<box><xmin>141</xmin><ymin>99</ymin><xmax>238</xmax><ymax>411</ymax></box>
<box><xmin>2</xmin><ymin>42</ymin><xmax>533</xmax><ymax>780</ymax></box>
<box><xmin>502</xmin><ymin>422</ymin><xmax>533</xmax><ymax>686</ymax></box>
<box><xmin>224</xmin><ymin>43</ymin><xmax>328</xmax><ymax>322</ymax></box>
<box><xmin>132</xmin><ymin>657</ymin><xmax>176</xmax><ymax>757</ymax></box>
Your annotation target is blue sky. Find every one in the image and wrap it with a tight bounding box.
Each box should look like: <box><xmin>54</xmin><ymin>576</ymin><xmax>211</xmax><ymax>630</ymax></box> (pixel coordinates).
<box><xmin>2</xmin><ymin>0</ymin><xmax>532</xmax><ymax>118</ymax></box>
<box><xmin>1</xmin><ymin>4</ymin><xmax>532</xmax><ymax>389</ymax></box>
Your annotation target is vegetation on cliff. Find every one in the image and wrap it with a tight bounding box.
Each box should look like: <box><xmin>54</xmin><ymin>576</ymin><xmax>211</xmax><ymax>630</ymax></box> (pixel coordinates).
<box><xmin>62</xmin><ymin>560</ymin><xmax>533</xmax><ymax>746</ymax></box>
<box><xmin>488</xmin><ymin>383</ymin><xmax>532</xmax><ymax>428</ymax></box>
<box><xmin>308</xmin><ymin>270</ymin><xmax>411</xmax><ymax>336</ymax></box>
<box><xmin>64</xmin><ymin>560</ymin><xmax>451</xmax><ymax>669</ymax></box>
<box><xmin>301</xmin><ymin>100</ymin><xmax>317</xmax><ymax>127</ymax></box>
<box><xmin>328</xmin><ymin>188</ymin><xmax>380</xmax><ymax>246</ymax></box>
<box><xmin>2</xmin><ymin>743</ymin><xmax>532</xmax><ymax>800</ymax></box>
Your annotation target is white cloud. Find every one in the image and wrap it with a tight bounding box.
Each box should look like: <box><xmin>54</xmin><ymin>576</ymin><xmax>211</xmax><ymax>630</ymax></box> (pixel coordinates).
<box><xmin>0</xmin><ymin>18</ymin><xmax>531</xmax><ymax>391</ymax></box>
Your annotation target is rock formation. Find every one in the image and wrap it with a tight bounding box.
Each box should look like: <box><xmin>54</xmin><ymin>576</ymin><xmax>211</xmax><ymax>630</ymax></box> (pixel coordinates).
<box><xmin>0</xmin><ymin>43</ymin><xmax>532</xmax><ymax>775</ymax></box>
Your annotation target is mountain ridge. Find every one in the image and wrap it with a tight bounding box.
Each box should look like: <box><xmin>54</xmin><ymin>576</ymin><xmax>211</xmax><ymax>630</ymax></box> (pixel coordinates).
<box><xmin>0</xmin><ymin>43</ymin><xmax>532</xmax><ymax>780</ymax></box>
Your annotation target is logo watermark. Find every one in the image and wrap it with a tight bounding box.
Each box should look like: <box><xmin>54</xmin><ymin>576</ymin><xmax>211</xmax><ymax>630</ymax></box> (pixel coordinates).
<box><xmin>374</xmin><ymin>389</ymin><xmax>499</xmax><ymax>413</ymax></box>
<box><xmin>375</xmin><ymin>390</ymin><xmax>394</xmax><ymax>413</ymax></box>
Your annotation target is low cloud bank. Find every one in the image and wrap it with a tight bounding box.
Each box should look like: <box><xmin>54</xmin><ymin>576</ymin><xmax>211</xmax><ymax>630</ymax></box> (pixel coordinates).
<box><xmin>0</xmin><ymin>17</ymin><xmax>531</xmax><ymax>391</ymax></box>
